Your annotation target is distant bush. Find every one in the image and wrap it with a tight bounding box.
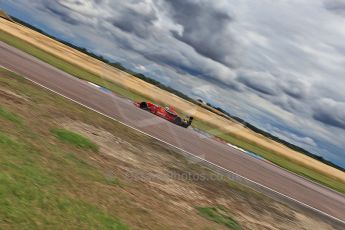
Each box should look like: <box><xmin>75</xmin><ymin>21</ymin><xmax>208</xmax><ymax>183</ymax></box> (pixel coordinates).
<box><xmin>0</xmin><ymin>10</ymin><xmax>14</xmax><ymax>22</ymax></box>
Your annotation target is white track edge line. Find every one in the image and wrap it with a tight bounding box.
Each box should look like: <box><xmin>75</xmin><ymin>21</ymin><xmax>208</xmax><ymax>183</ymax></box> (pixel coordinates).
<box><xmin>1</xmin><ymin>65</ymin><xmax>344</xmax><ymax>225</ymax></box>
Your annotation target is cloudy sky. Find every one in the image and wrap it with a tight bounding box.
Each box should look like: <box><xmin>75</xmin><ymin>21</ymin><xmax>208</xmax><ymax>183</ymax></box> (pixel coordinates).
<box><xmin>1</xmin><ymin>0</ymin><xmax>345</xmax><ymax>167</ymax></box>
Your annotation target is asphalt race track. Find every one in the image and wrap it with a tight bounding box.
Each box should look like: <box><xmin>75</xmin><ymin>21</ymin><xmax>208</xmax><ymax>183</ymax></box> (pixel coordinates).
<box><xmin>1</xmin><ymin>41</ymin><xmax>345</xmax><ymax>226</ymax></box>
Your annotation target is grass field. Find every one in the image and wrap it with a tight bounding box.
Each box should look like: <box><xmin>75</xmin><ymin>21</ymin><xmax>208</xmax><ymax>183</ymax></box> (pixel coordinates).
<box><xmin>196</xmin><ymin>206</ymin><xmax>241</xmax><ymax>230</ymax></box>
<box><xmin>51</xmin><ymin>128</ymin><xmax>99</xmax><ymax>152</ymax></box>
<box><xmin>0</xmin><ymin>70</ymin><xmax>129</xmax><ymax>229</ymax></box>
<box><xmin>0</xmin><ymin>28</ymin><xmax>344</xmax><ymax>195</ymax></box>
<box><xmin>0</xmin><ymin>67</ymin><xmax>337</xmax><ymax>230</ymax></box>
<box><xmin>0</xmin><ymin>106</ymin><xmax>22</xmax><ymax>124</ymax></box>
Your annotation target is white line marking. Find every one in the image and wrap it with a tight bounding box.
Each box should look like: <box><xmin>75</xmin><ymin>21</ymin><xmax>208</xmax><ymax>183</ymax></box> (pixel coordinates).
<box><xmin>87</xmin><ymin>81</ymin><xmax>101</xmax><ymax>88</ymax></box>
<box><xmin>227</xmin><ymin>143</ymin><xmax>246</xmax><ymax>152</ymax></box>
<box><xmin>1</xmin><ymin>65</ymin><xmax>344</xmax><ymax>225</ymax></box>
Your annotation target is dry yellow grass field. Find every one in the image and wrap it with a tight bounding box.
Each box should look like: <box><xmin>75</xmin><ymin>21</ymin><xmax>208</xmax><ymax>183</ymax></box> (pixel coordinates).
<box><xmin>1</xmin><ymin>18</ymin><xmax>345</xmax><ymax>183</ymax></box>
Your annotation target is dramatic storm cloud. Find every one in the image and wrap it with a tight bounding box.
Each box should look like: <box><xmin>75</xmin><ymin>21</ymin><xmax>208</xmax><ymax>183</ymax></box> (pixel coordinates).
<box><xmin>2</xmin><ymin>0</ymin><xmax>345</xmax><ymax>167</ymax></box>
<box><xmin>313</xmin><ymin>98</ymin><xmax>345</xmax><ymax>129</ymax></box>
<box><xmin>166</xmin><ymin>0</ymin><xmax>236</xmax><ymax>66</ymax></box>
<box><xmin>324</xmin><ymin>0</ymin><xmax>345</xmax><ymax>16</ymax></box>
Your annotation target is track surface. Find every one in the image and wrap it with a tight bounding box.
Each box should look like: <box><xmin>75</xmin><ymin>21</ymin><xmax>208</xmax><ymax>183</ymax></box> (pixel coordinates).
<box><xmin>1</xmin><ymin>42</ymin><xmax>345</xmax><ymax>224</ymax></box>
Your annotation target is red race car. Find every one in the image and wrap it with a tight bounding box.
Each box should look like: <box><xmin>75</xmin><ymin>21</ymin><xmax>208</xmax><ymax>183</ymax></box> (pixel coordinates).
<box><xmin>134</xmin><ymin>101</ymin><xmax>193</xmax><ymax>128</ymax></box>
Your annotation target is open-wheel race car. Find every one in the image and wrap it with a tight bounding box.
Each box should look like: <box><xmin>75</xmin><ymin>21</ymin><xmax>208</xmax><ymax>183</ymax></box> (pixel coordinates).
<box><xmin>134</xmin><ymin>101</ymin><xmax>193</xmax><ymax>128</ymax></box>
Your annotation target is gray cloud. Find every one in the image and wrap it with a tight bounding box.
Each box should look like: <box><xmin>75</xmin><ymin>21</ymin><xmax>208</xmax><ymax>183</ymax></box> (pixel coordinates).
<box><xmin>324</xmin><ymin>0</ymin><xmax>345</xmax><ymax>16</ymax></box>
<box><xmin>110</xmin><ymin>4</ymin><xmax>158</xmax><ymax>39</ymax></box>
<box><xmin>313</xmin><ymin>98</ymin><xmax>345</xmax><ymax>129</ymax></box>
<box><xmin>41</xmin><ymin>1</ymin><xmax>81</xmax><ymax>25</ymax></box>
<box><xmin>281</xmin><ymin>79</ymin><xmax>309</xmax><ymax>99</ymax></box>
<box><xmin>271</xmin><ymin>127</ymin><xmax>317</xmax><ymax>148</ymax></box>
<box><xmin>165</xmin><ymin>0</ymin><xmax>236</xmax><ymax>67</ymax></box>
<box><xmin>237</xmin><ymin>71</ymin><xmax>278</xmax><ymax>96</ymax></box>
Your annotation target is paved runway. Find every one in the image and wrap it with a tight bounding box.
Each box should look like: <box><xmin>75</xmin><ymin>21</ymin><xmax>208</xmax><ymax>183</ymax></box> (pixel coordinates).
<box><xmin>1</xmin><ymin>41</ymin><xmax>344</xmax><ymax>225</ymax></box>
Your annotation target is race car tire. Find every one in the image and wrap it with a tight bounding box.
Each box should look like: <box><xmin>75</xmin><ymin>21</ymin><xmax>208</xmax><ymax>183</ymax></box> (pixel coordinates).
<box><xmin>139</xmin><ymin>102</ymin><xmax>148</xmax><ymax>110</ymax></box>
<box><xmin>174</xmin><ymin>117</ymin><xmax>182</xmax><ymax>125</ymax></box>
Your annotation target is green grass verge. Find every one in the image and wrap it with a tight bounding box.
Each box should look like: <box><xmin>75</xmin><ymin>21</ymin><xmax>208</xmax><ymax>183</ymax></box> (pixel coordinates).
<box><xmin>1</xmin><ymin>29</ymin><xmax>344</xmax><ymax>195</ymax></box>
<box><xmin>51</xmin><ymin>128</ymin><xmax>99</xmax><ymax>152</ymax></box>
<box><xmin>0</xmin><ymin>106</ymin><xmax>22</xmax><ymax>124</ymax></box>
<box><xmin>0</xmin><ymin>130</ymin><xmax>127</xmax><ymax>229</ymax></box>
<box><xmin>197</xmin><ymin>206</ymin><xmax>241</xmax><ymax>230</ymax></box>
<box><xmin>0</xmin><ymin>70</ymin><xmax>129</xmax><ymax>229</ymax></box>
